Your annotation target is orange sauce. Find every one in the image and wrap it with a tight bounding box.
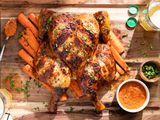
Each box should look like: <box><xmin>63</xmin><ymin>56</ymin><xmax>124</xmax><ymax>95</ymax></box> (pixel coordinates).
<box><xmin>4</xmin><ymin>19</ymin><xmax>17</xmax><ymax>37</ymax></box>
<box><xmin>119</xmin><ymin>82</ymin><xmax>146</xmax><ymax>109</ymax></box>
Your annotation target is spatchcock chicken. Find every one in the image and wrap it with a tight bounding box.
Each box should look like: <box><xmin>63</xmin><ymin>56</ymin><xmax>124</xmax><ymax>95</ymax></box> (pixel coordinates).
<box><xmin>17</xmin><ymin>9</ymin><xmax>128</xmax><ymax>113</ymax></box>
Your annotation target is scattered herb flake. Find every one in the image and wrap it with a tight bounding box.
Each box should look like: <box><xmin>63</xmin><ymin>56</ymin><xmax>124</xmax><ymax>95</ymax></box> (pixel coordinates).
<box><xmin>66</xmin><ymin>49</ymin><xmax>71</xmax><ymax>53</ymax></box>
<box><xmin>34</xmin><ymin>107</ymin><xmax>40</xmax><ymax>111</ymax></box>
<box><xmin>82</xmin><ymin>36</ymin><xmax>87</xmax><ymax>41</ymax></box>
<box><xmin>5</xmin><ymin>73</ymin><xmax>14</xmax><ymax>81</ymax></box>
<box><xmin>122</xmin><ymin>33</ymin><xmax>128</xmax><ymax>38</ymax></box>
<box><xmin>63</xmin><ymin>43</ymin><xmax>67</xmax><ymax>49</ymax></box>
<box><xmin>47</xmin><ymin>17</ymin><xmax>53</xmax><ymax>24</ymax></box>
<box><xmin>102</xmin><ymin>26</ymin><xmax>109</xmax><ymax>32</ymax></box>
<box><xmin>69</xmin><ymin>107</ymin><xmax>74</xmax><ymax>112</ymax></box>
<box><xmin>45</xmin><ymin>104</ymin><xmax>48</xmax><ymax>108</ymax></box>
<box><xmin>86</xmin><ymin>26</ymin><xmax>94</xmax><ymax>34</ymax></box>
<box><xmin>59</xmin><ymin>25</ymin><xmax>66</xmax><ymax>30</ymax></box>
<box><xmin>15</xmin><ymin>88</ymin><xmax>23</xmax><ymax>93</ymax></box>
<box><xmin>91</xmin><ymin>43</ymin><xmax>95</xmax><ymax>47</ymax></box>
<box><xmin>45</xmin><ymin>25</ymin><xmax>49</xmax><ymax>32</ymax></box>
<box><xmin>17</xmin><ymin>32</ymin><xmax>22</xmax><ymax>39</ymax></box>
<box><xmin>5</xmin><ymin>74</ymin><xmax>15</xmax><ymax>90</ymax></box>
<box><xmin>151</xmin><ymin>110</ymin><xmax>154</xmax><ymax>114</ymax></box>
<box><xmin>15</xmin><ymin>80</ymin><xmax>31</xmax><ymax>98</ymax></box>
<box><xmin>10</xmin><ymin>79</ymin><xmax>15</xmax><ymax>89</ymax></box>
<box><xmin>33</xmin><ymin>80</ymin><xmax>42</xmax><ymax>88</ymax></box>
<box><xmin>54</xmin><ymin>29</ymin><xmax>59</xmax><ymax>35</ymax></box>
<box><xmin>77</xmin><ymin>50</ymin><xmax>80</xmax><ymax>54</ymax></box>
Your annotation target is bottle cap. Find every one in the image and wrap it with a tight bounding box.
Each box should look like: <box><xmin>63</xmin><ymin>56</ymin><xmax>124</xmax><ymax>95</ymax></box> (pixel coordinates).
<box><xmin>126</xmin><ymin>17</ymin><xmax>137</xmax><ymax>28</ymax></box>
<box><xmin>129</xmin><ymin>5</ymin><xmax>139</xmax><ymax>15</ymax></box>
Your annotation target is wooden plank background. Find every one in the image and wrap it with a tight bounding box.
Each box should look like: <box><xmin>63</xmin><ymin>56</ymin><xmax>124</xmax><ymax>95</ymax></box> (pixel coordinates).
<box><xmin>1</xmin><ymin>0</ymin><xmax>149</xmax><ymax>5</ymax></box>
<box><xmin>1</xmin><ymin>1</ymin><xmax>160</xmax><ymax>120</ymax></box>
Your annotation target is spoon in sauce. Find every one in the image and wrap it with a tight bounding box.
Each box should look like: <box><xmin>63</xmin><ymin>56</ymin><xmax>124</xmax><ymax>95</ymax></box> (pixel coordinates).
<box><xmin>0</xmin><ymin>19</ymin><xmax>17</xmax><ymax>61</ymax></box>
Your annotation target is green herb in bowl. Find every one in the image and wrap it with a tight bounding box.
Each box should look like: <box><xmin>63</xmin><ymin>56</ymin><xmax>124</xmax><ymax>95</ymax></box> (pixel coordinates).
<box><xmin>142</xmin><ymin>63</ymin><xmax>159</xmax><ymax>79</ymax></box>
<box><xmin>140</xmin><ymin>60</ymin><xmax>160</xmax><ymax>83</ymax></box>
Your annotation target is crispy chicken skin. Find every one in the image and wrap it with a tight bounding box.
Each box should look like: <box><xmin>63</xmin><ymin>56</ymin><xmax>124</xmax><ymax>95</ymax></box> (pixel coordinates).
<box><xmin>48</xmin><ymin>13</ymin><xmax>99</xmax><ymax>79</ymax></box>
<box><xmin>34</xmin><ymin>43</ymin><xmax>71</xmax><ymax>88</ymax></box>
<box><xmin>36</xmin><ymin>9</ymin><xmax>116</xmax><ymax>112</ymax></box>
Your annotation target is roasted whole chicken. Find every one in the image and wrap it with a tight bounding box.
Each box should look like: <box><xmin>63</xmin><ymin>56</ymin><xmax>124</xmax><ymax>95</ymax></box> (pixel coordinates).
<box><xmin>17</xmin><ymin>9</ymin><xmax>128</xmax><ymax>113</ymax></box>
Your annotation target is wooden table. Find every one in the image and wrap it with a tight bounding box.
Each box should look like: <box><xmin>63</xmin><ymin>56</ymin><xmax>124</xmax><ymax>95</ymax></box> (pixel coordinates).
<box><xmin>1</xmin><ymin>0</ymin><xmax>160</xmax><ymax>120</ymax></box>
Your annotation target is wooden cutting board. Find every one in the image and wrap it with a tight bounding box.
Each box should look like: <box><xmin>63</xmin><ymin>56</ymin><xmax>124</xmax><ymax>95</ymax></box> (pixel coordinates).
<box><xmin>0</xmin><ymin>2</ymin><xmax>160</xmax><ymax>119</ymax></box>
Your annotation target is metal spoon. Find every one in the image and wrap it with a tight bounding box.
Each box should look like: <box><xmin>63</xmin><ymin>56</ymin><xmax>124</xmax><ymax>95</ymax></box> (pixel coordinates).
<box><xmin>0</xmin><ymin>19</ymin><xmax>17</xmax><ymax>62</ymax></box>
<box><xmin>0</xmin><ymin>37</ymin><xmax>9</xmax><ymax>61</ymax></box>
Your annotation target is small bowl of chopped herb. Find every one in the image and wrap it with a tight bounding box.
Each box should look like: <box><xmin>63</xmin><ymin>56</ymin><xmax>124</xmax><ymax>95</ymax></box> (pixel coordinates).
<box><xmin>139</xmin><ymin>60</ymin><xmax>160</xmax><ymax>83</ymax></box>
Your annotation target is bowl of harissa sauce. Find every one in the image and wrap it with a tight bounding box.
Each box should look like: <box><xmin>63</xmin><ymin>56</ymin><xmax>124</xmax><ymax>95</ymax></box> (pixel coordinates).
<box><xmin>116</xmin><ymin>79</ymin><xmax>150</xmax><ymax>113</ymax></box>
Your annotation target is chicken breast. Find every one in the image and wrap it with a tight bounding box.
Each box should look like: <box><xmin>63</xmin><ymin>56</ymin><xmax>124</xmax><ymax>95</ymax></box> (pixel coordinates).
<box><xmin>46</xmin><ymin>13</ymin><xmax>99</xmax><ymax>79</ymax></box>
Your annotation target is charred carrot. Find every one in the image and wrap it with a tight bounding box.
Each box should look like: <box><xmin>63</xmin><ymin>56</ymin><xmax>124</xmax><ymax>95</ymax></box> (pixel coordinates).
<box><xmin>23</xmin><ymin>28</ymin><xmax>39</xmax><ymax>52</ymax></box>
<box><xmin>18</xmin><ymin>49</ymin><xmax>34</xmax><ymax>67</ymax></box>
<box><xmin>18</xmin><ymin>13</ymin><xmax>38</xmax><ymax>37</ymax></box>
<box><xmin>19</xmin><ymin>37</ymin><xmax>36</xmax><ymax>58</ymax></box>
<box><xmin>111</xmin><ymin>46</ymin><xmax>128</xmax><ymax>71</ymax></box>
<box><xmin>28</xmin><ymin>13</ymin><xmax>38</xmax><ymax>28</ymax></box>
<box><xmin>116</xmin><ymin>64</ymin><xmax>125</xmax><ymax>75</ymax></box>
<box><xmin>70</xmin><ymin>80</ymin><xmax>83</xmax><ymax>98</ymax></box>
<box><xmin>110</xmin><ymin>31</ymin><xmax>125</xmax><ymax>54</ymax></box>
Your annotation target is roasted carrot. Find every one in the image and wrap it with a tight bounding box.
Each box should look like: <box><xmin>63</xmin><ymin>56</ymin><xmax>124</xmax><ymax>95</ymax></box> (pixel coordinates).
<box><xmin>22</xmin><ymin>64</ymin><xmax>35</xmax><ymax>79</ymax></box>
<box><xmin>116</xmin><ymin>64</ymin><xmax>125</xmax><ymax>75</ymax></box>
<box><xmin>23</xmin><ymin>28</ymin><xmax>39</xmax><ymax>52</ymax></box>
<box><xmin>60</xmin><ymin>94</ymin><xmax>68</xmax><ymax>102</ymax></box>
<box><xmin>18</xmin><ymin>49</ymin><xmax>34</xmax><ymax>67</ymax></box>
<box><xmin>111</xmin><ymin>46</ymin><xmax>128</xmax><ymax>71</ymax></box>
<box><xmin>95</xmin><ymin>97</ymin><xmax>106</xmax><ymax>111</ymax></box>
<box><xmin>70</xmin><ymin>80</ymin><xmax>83</xmax><ymax>98</ymax></box>
<box><xmin>115</xmin><ymin>72</ymin><xmax>120</xmax><ymax>80</ymax></box>
<box><xmin>110</xmin><ymin>31</ymin><xmax>124</xmax><ymax>54</ymax></box>
<box><xmin>36</xmin><ymin>15</ymin><xmax>39</xmax><ymax>26</ymax></box>
<box><xmin>36</xmin><ymin>15</ymin><xmax>39</xmax><ymax>21</ymax></box>
<box><xmin>19</xmin><ymin>37</ymin><xmax>36</xmax><ymax>58</ymax></box>
<box><xmin>28</xmin><ymin>13</ymin><xmax>38</xmax><ymax>28</ymax></box>
<box><xmin>18</xmin><ymin>13</ymin><xmax>38</xmax><ymax>37</ymax></box>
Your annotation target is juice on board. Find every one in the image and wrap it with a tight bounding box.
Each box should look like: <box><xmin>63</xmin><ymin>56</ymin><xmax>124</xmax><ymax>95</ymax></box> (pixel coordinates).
<box><xmin>139</xmin><ymin>0</ymin><xmax>160</xmax><ymax>31</ymax></box>
<box><xmin>0</xmin><ymin>89</ymin><xmax>12</xmax><ymax>119</ymax></box>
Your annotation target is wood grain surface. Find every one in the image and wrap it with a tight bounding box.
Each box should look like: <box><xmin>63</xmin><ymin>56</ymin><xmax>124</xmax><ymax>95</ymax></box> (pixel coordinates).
<box><xmin>0</xmin><ymin>1</ymin><xmax>160</xmax><ymax>120</ymax></box>
<box><xmin>1</xmin><ymin>0</ymin><xmax>149</xmax><ymax>5</ymax></box>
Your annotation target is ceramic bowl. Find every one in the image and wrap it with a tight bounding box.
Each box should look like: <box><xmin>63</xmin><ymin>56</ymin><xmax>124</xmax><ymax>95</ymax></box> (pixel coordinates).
<box><xmin>116</xmin><ymin>79</ymin><xmax>150</xmax><ymax>113</ymax></box>
<box><xmin>139</xmin><ymin>60</ymin><xmax>160</xmax><ymax>83</ymax></box>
